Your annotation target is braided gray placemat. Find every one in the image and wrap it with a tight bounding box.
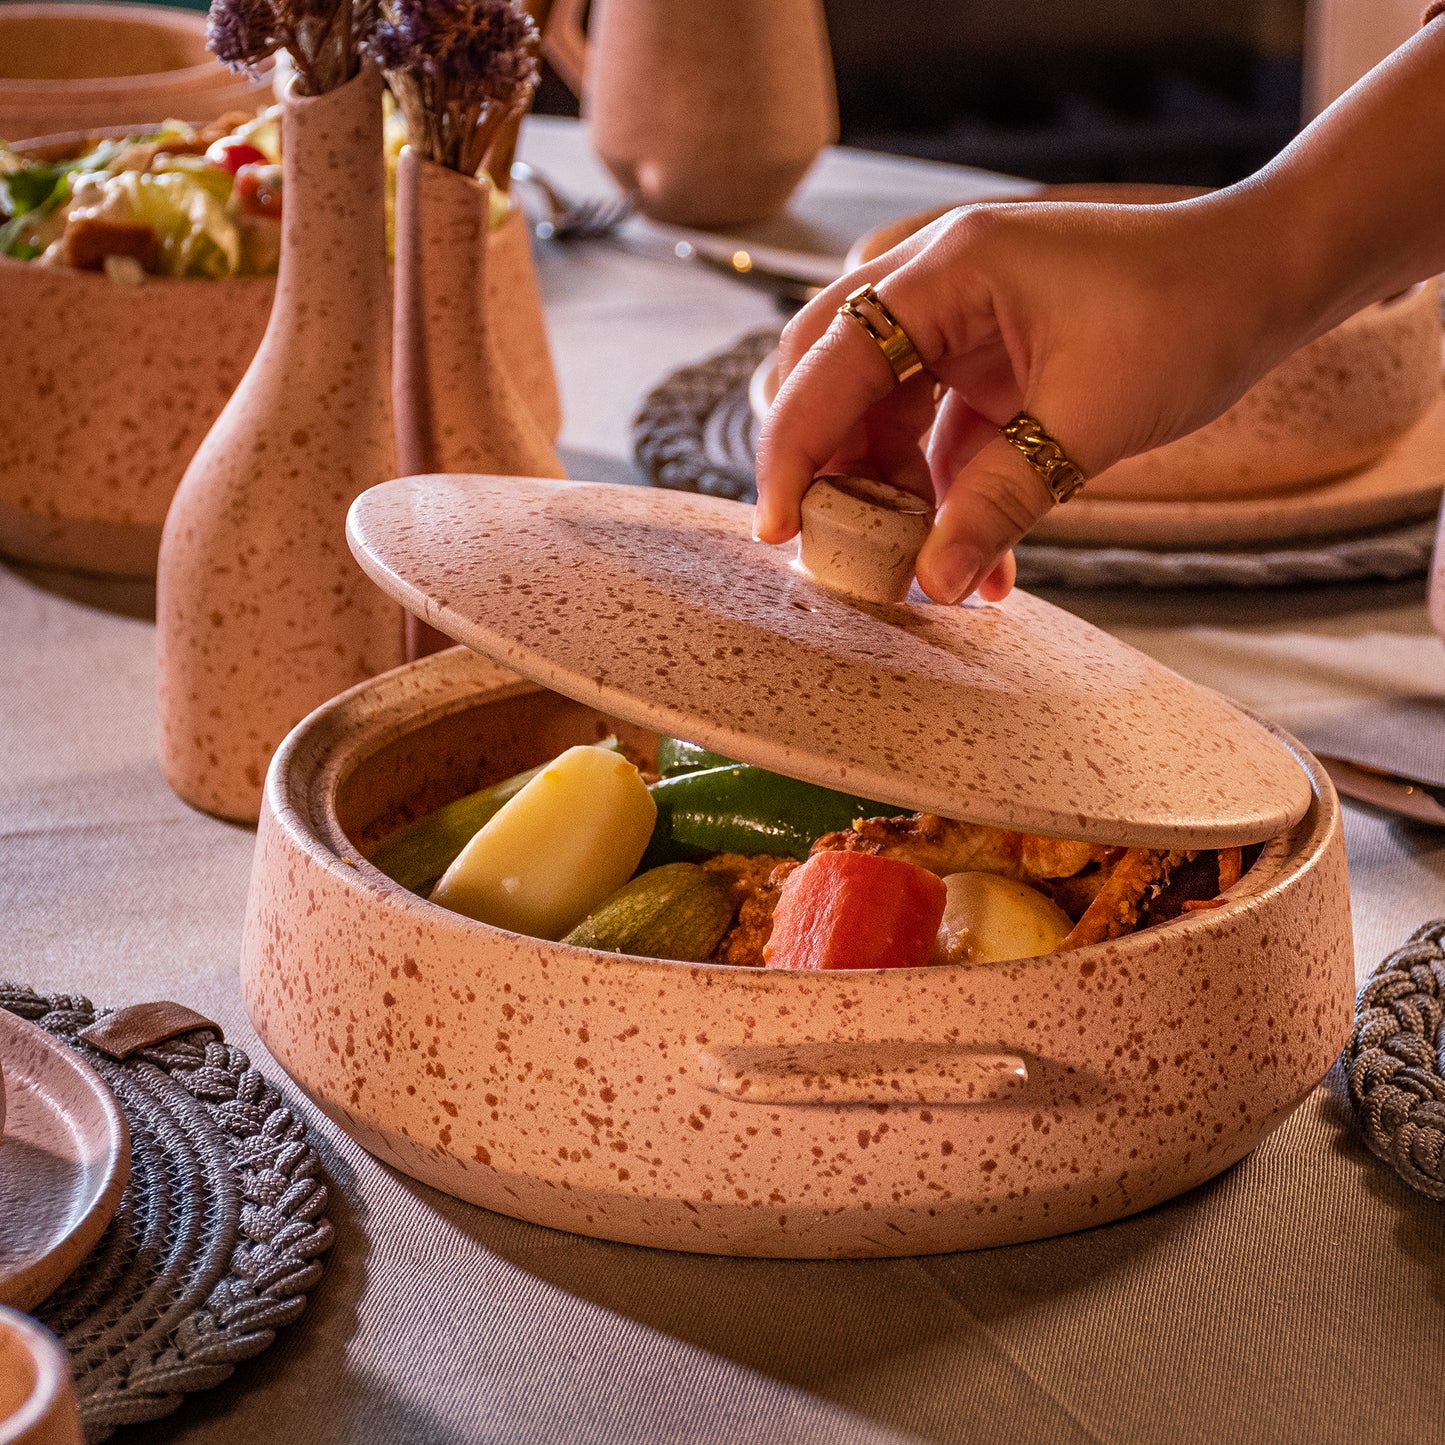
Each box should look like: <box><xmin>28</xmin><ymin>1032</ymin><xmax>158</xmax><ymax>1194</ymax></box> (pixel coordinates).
<box><xmin>1344</xmin><ymin>921</ymin><xmax>1445</xmax><ymax>1199</ymax></box>
<box><xmin>633</xmin><ymin>331</ymin><xmax>1439</xmax><ymax>589</ymax></box>
<box><xmin>1</xmin><ymin>984</ymin><xmax>333</xmax><ymax>1443</ymax></box>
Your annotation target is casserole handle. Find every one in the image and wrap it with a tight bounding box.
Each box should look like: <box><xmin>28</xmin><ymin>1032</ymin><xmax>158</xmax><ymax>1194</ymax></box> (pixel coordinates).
<box><xmin>694</xmin><ymin>1041</ymin><xmax>1027</xmax><ymax>1106</ymax></box>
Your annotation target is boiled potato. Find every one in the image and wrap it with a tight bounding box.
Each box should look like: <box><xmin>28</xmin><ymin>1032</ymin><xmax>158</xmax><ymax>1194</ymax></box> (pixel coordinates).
<box><xmin>430</xmin><ymin>745</ymin><xmax>657</xmax><ymax>939</ymax></box>
<box><xmin>935</xmin><ymin>871</ymin><xmax>1072</xmax><ymax>965</ymax></box>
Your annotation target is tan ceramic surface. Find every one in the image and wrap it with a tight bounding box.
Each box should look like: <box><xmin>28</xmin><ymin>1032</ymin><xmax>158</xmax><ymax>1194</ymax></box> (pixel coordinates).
<box><xmin>797</xmin><ymin>475</ymin><xmax>933</xmax><ymax>604</ymax></box>
<box><xmin>0</xmin><ymin>135</ymin><xmax>559</xmax><ymax>582</ymax></box>
<box><xmin>157</xmin><ymin>66</ymin><xmax>407</xmax><ymax>825</ymax></box>
<box><xmin>347</xmin><ymin>475</ymin><xmax>1311</xmax><ymax>847</ymax></box>
<box><xmin>846</xmin><ymin>190</ymin><xmax>1444</xmax><ymax>503</ymax></box>
<box><xmin>582</xmin><ymin>0</ymin><xmax>838</xmax><ymax>227</ymax></box>
<box><xmin>0</xmin><ymin>1013</ymin><xmax>130</xmax><ymax>1314</ymax></box>
<box><xmin>0</xmin><ymin>1307</ymin><xmax>82</xmax><ymax>1445</ymax></box>
<box><xmin>393</xmin><ymin>150</ymin><xmax>566</xmax><ymax>659</ymax></box>
<box><xmin>0</xmin><ymin>4</ymin><xmax>272</xmax><ymax>141</ymax></box>
<box><xmin>1431</xmin><ymin>499</ymin><xmax>1445</xmax><ymax>641</ymax></box>
<box><xmin>1032</xmin><ymin>390</ymin><xmax>1445</xmax><ymax>548</ymax></box>
<box><xmin>241</xmin><ymin>644</ymin><xmax>1353</xmax><ymax>1258</ymax></box>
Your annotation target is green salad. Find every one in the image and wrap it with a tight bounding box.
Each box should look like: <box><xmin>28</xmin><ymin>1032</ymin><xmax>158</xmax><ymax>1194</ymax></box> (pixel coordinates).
<box><xmin>0</xmin><ymin>99</ymin><xmax>504</xmax><ymax>281</ymax></box>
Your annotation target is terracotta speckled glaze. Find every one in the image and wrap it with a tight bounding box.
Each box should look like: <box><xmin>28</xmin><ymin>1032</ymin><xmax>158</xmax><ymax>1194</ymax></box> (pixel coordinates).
<box><xmin>574</xmin><ymin>0</ymin><xmax>838</xmax><ymax>226</ymax></box>
<box><xmin>241</xmin><ymin>645</ymin><xmax>1352</xmax><ymax>1258</ymax></box>
<box><xmin>0</xmin><ymin>3</ymin><xmax>272</xmax><ymax>141</ymax></box>
<box><xmin>348</xmin><ymin>475</ymin><xmax>1312</xmax><ymax>848</ymax></box>
<box><xmin>393</xmin><ymin>149</ymin><xmax>566</xmax><ymax>658</ymax></box>
<box><xmin>157</xmin><ymin>66</ymin><xmax>406</xmax><ymax>824</ymax></box>
<box><xmin>847</xmin><ymin>189</ymin><xmax>1444</xmax><ymax>505</ymax></box>
<box><xmin>0</xmin><ymin>1306</ymin><xmax>82</xmax><ymax>1445</ymax></box>
<box><xmin>239</xmin><ymin>478</ymin><xmax>1352</xmax><ymax>1257</ymax></box>
<box><xmin>1431</xmin><ymin>500</ymin><xmax>1445</xmax><ymax>641</ymax></box>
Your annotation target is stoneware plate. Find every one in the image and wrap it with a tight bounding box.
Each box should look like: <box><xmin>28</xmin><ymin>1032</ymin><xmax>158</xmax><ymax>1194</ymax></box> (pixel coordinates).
<box><xmin>749</xmin><ymin>354</ymin><xmax>1445</xmax><ymax>548</ymax></box>
<box><xmin>0</xmin><ymin>1012</ymin><xmax>129</xmax><ymax>1313</ymax></box>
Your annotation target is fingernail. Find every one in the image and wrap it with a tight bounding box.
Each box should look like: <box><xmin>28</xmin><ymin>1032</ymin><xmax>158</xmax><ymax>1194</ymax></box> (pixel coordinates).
<box><xmin>927</xmin><ymin>546</ymin><xmax>982</xmax><ymax>605</ymax></box>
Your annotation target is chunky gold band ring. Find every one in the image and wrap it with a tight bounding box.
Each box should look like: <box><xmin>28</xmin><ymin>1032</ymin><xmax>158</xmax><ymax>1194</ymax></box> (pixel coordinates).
<box><xmin>838</xmin><ymin>283</ymin><xmax>925</xmax><ymax>384</ymax></box>
<box><xmin>1000</xmin><ymin>412</ymin><xmax>1087</xmax><ymax>505</ymax></box>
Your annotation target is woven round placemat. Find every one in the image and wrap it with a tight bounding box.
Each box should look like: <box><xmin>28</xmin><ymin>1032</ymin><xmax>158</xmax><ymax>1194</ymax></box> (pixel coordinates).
<box><xmin>0</xmin><ymin>983</ymin><xmax>333</xmax><ymax>1443</ymax></box>
<box><xmin>1344</xmin><ymin>921</ymin><xmax>1445</xmax><ymax>1199</ymax></box>
<box><xmin>633</xmin><ymin>331</ymin><xmax>1439</xmax><ymax>589</ymax></box>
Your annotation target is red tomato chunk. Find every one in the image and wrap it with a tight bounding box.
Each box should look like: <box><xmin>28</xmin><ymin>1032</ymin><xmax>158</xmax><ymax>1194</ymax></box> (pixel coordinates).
<box><xmin>764</xmin><ymin>851</ymin><xmax>947</xmax><ymax>970</ymax></box>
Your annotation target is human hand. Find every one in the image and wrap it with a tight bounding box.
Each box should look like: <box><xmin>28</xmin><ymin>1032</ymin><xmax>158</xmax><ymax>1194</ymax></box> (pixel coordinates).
<box><xmin>754</xmin><ymin>189</ymin><xmax>1303</xmax><ymax>602</ymax></box>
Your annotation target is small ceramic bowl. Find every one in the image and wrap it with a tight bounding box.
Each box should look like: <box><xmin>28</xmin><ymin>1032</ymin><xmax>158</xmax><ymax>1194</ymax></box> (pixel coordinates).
<box><xmin>0</xmin><ymin>4</ymin><xmax>273</xmax><ymax>142</ymax></box>
<box><xmin>842</xmin><ymin>185</ymin><xmax>1445</xmax><ymax>502</ymax></box>
<box><xmin>0</xmin><ymin>1306</ymin><xmax>81</xmax><ymax>1445</ymax></box>
<box><xmin>0</xmin><ymin>141</ymin><xmax>559</xmax><ymax>579</ymax></box>
<box><xmin>242</xmin><ymin>643</ymin><xmax>1353</xmax><ymax>1259</ymax></box>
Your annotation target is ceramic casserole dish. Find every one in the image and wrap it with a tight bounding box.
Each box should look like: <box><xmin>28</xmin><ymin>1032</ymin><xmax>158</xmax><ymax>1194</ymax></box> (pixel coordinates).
<box><xmin>240</xmin><ymin>475</ymin><xmax>1353</xmax><ymax>1257</ymax></box>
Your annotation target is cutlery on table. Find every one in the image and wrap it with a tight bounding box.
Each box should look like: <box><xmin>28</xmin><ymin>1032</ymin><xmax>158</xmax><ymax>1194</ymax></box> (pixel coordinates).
<box><xmin>1316</xmin><ymin>754</ymin><xmax>1445</xmax><ymax>826</ymax></box>
<box><xmin>510</xmin><ymin>161</ymin><xmax>638</xmax><ymax>240</ymax></box>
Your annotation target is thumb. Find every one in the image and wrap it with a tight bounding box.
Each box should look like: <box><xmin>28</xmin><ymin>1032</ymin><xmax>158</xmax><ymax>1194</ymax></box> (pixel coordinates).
<box><xmin>914</xmin><ymin>432</ymin><xmax>1059</xmax><ymax>604</ymax></box>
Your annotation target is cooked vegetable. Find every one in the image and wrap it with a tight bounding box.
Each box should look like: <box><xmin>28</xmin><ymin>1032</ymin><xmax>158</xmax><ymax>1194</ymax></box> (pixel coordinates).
<box><xmin>564</xmin><ymin>863</ymin><xmax>734</xmax><ymax>961</ymax></box>
<box><xmin>643</xmin><ymin>763</ymin><xmax>908</xmax><ymax>867</ymax></box>
<box><xmin>933</xmin><ymin>871</ymin><xmax>1072</xmax><ymax>965</ymax></box>
<box><xmin>655</xmin><ymin>737</ymin><xmax>737</xmax><ymax>777</ymax></box>
<box><xmin>430</xmin><ymin>745</ymin><xmax>657</xmax><ymax>939</ymax></box>
<box><xmin>764</xmin><ymin>851</ymin><xmax>946</xmax><ymax>971</ymax></box>
<box><xmin>370</xmin><ymin>738</ymin><xmax>620</xmax><ymax>895</ymax></box>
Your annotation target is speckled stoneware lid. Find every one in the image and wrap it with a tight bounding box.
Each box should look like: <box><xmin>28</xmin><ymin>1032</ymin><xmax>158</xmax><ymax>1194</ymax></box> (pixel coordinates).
<box><xmin>347</xmin><ymin>475</ymin><xmax>1313</xmax><ymax>848</ymax></box>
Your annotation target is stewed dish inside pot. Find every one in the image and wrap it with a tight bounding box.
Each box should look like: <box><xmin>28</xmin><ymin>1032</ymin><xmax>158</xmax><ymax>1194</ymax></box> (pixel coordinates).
<box><xmin>367</xmin><ymin>733</ymin><xmax>1253</xmax><ymax>972</ymax></box>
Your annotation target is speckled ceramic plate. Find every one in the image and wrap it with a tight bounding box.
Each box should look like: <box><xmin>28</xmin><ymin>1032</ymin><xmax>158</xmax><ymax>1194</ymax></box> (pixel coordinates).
<box><xmin>750</xmin><ymin>351</ymin><xmax>1445</xmax><ymax>548</ymax></box>
<box><xmin>0</xmin><ymin>1011</ymin><xmax>129</xmax><ymax>1312</ymax></box>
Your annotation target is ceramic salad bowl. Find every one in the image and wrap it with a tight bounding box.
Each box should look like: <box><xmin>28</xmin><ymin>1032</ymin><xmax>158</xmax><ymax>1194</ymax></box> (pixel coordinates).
<box><xmin>239</xmin><ymin>476</ymin><xmax>1354</xmax><ymax>1258</ymax></box>
<box><xmin>0</xmin><ymin>127</ymin><xmax>559</xmax><ymax>578</ymax></box>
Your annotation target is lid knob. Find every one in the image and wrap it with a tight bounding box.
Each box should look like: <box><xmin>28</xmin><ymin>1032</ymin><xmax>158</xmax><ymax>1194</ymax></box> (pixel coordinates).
<box><xmin>797</xmin><ymin>475</ymin><xmax>934</xmax><ymax>604</ymax></box>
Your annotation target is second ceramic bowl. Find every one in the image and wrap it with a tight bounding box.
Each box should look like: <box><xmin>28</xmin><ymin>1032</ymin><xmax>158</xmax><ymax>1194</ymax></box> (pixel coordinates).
<box><xmin>0</xmin><ymin>3</ymin><xmax>273</xmax><ymax>141</ymax></box>
<box><xmin>0</xmin><ymin>1306</ymin><xmax>81</xmax><ymax>1445</ymax></box>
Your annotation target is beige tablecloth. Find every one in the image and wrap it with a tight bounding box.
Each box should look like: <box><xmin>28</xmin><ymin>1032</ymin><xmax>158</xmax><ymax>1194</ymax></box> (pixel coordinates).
<box><xmin>4</xmin><ymin>119</ymin><xmax>1445</xmax><ymax>1445</ymax></box>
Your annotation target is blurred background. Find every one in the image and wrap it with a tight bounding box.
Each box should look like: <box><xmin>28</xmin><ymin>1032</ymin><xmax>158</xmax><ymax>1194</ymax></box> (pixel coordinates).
<box><xmin>1</xmin><ymin>0</ymin><xmax>1426</xmax><ymax>184</ymax></box>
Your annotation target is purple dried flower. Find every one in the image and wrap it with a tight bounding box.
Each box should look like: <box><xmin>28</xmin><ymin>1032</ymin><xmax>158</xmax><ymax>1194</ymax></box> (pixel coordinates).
<box><xmin>207</xmin><ymin>0</ymin><xmax>282</xmax><ymax>72</ymax></box>
<box><xmin>372</xmin><ymin>0</ymin><xmax>539</xmax><ymax>173</ymax></box>
<box><xmin>207</xmin><ymin>0</ymin><xmax>370</xmax><ymax>92</ymax></box>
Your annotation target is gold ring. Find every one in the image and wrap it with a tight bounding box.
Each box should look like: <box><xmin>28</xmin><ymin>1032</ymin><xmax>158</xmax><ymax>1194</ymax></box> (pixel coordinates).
<box><xmin>999</xmin><ymin>413</ymin><xmax>1086</xmax><ymax>505</ymax></box>
<box><xmin>838</xmin><ymin>283</ymin><xmax>925</xmax><ymax>384</ymax></box>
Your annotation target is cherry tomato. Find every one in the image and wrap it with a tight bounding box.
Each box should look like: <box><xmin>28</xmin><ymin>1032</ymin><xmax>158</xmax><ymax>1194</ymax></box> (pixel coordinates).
<box><xmin>205</xmin><ymin>136</ymin><xmax>269</xmax><ymax>174</ymax></box>
<box><xmin>234</xmin><ymin>163</ymin><xmax>282</xmax><ymax>220</ymax></box>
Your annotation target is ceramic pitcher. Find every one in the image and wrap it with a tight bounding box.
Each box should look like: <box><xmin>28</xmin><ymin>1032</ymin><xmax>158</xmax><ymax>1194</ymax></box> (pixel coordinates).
<box><xmin>550</xmin><ymin>0</ymin><xmax>838</xmax><ymax>227</ymax></box>
<box><xmin>393</xmin><ymin>146</ymin><xmax>567</xmax><ymax>658</ymax></box>
<box><xmin>157</xmin><ymin>64</ymin><xmax>406</xmax><ymax>824</ymax></box>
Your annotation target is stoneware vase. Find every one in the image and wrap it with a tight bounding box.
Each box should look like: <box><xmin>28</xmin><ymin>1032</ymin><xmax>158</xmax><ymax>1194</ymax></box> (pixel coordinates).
<box><xmin>569</xmin><ymin>0</ymin><xmax>838</xmax><ymax>227</ymax></box>
<box><xmin>393</xmin><ymin>147</ymin><xmax>567</xmax><ymax>659</ymax></box>
<box><xmin>157</xmin><ymin>64</ymin><xmax>406</xmax><ymax>824</ymax></box>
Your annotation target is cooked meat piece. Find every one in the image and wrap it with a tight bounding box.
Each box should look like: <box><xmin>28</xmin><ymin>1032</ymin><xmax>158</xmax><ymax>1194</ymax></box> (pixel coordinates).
<box><xmin>1036</xmin><ymin>865</ymin><xmax>1110</xmax><ymax>921</ymax></box>
<box><xmin>701</xmin><ymin>853</ymin><xmax>791</xmax><ymax>912</ymax></box>
<box><xmin>62</xmin><ymin>216</ymin><xmax>158</xmax><ymax>273</ymax></box>
<box><xmin>813</xmin><ymin>813</ymin><xmax>1107</xmax><ymax>885</ymax></box>
<box><xmin>1217</xmin><ymin>847</ymin><xmax>1243</xmax><ymax>892</ymax></box>
<box><xmin>713</xmin><ymin>859</ymin><xmax>799</xmax><ymax>967</ymax></box>
<box><xmin>1059</xmin><ymin>849</ymin><xmax>1186</xmax><ymax>950</ymax></box>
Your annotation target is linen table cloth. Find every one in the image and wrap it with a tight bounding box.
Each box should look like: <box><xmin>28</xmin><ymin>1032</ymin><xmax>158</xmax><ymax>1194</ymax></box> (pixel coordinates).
<box><xmin>3</xmin><ymin>119</ymin><xmax>1445</xmax><ymax>1445</ymax></box>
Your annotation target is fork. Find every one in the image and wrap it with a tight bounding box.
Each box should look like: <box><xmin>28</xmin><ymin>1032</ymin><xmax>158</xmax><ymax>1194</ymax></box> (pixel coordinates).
<box><xmin>510</xmin><ymin>161</ymin><xmax>637</xmax><ymax>240</ymax></box>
